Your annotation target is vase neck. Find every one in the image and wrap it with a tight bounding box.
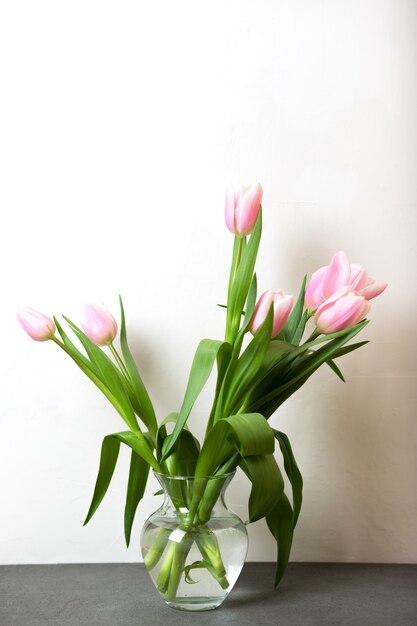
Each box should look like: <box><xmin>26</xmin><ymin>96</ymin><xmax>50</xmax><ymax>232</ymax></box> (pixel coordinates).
<box><xmin>154</xmin><ymin>472</ymin><xmax>235</xmax><ymax>522</ymax></box>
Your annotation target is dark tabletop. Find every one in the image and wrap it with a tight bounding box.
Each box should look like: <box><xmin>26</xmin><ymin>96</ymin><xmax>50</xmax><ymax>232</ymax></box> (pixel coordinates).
<box><xmin>1</xmin><ymin>562</ymin><xmax>416</xmax><ymax>626</ymax></box>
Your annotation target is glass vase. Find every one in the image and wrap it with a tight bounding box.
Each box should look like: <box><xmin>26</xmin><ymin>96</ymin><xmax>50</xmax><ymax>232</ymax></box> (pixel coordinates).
<box><xmin>140</xmin><ymin>471</ymin><xmax>248</xmax><ymax>611</ymax></box>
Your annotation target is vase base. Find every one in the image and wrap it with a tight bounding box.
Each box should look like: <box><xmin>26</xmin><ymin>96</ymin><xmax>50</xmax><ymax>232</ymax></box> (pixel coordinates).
<box><xmin>164</xmin><ymin>595</ymin><xmax>226</xmax><ymax>611</ymax></box>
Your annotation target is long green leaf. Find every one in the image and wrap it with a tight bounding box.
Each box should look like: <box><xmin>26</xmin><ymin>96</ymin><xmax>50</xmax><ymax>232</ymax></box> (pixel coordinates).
<box><xmin>196</xmin><ymin>412</ymin><xmax>275</xmax><ymax>478</ymax></box>
<box><xmin>248</xmin><ymin>320</ymin><xmax>369</xmax><ymax>416</ymax></box>
<box><xmin>54</xmin><ymin>317</ymin><xmax>101</xmax><ymax>377</ymax></box>
<box><xmin>119</xmin><ymin>296</ymin><xmax>157</xmax><ymax>436</ymax></box>
<box><xmin>223</xmin><ymin>306</ymin><xmax>273</xmax><ymax>415</ymax></box>
<box><xmin>282</xmin><ymin>276</ymin><xmax>307</xmax><ymax>345</ymax></box>
<box><xmin>64</xmin><ymin>318</ymin><xmax>138</xmax><ymax>431</ymax></box>
<box><xmin>227</xmin><ymin>211</ymin><xmax>262</xmax><ymax>342</ymax></box>
<box><xmin>241</xmin><ymin>454</ymin><xmax>284</xmax><ymax>522</ymax></box>
<box><xmin>274</xmin><ymin>430</ymin><xmax>303</xmax><ymax>528</ymax></box>
<box><xmin>161</xmin><ymin>339</ymin><xmax>229</xmax><ymax>462</ymax></box>
<box><xmin>52</xmin><ymin>338</ymin><xmax>137</xmax><ymax>430</ymax></box>
<box><xmin>84</xmin><ymin>430</ymin><xmax>159</xmax><ymax>527</ymax></box>
<box><xmin>124</xmin><ymin>450</ymin><xmax>150</xmax><ymax>546</ymax></box>
<box><xmin>326</xmin><ymin>358</ymin><xmax>345</xmax><ymax>381</ymax></box>
<box><xmin>266</xmin><ymin>493</ymin><xmax>294</xmax><ymax>587</ymax></box>
<box><xmin>83</xmin><ymin>435</ymin><xmax>121</xmax><ymax>525</ymax></box>
<box><xmin>113</xmin><ymin>431</ymin><xmax>160</xmax><ymax>471</ymax></box>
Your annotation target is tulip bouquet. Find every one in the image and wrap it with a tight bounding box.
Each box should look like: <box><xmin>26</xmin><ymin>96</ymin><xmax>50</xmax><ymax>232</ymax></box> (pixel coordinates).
<box><xmin>18</xmin><ymin>184</ymin><xmax>386</xmax><ymax>608</ymax></box>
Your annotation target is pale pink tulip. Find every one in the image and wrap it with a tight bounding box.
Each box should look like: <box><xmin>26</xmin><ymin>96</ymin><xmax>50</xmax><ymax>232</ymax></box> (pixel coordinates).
<box><xmin>314</xmin><ymin>288</ymin><xmax>370</xmax><ymax>334</ymax></box>
<box><xmin>17</xmin><ymin>307</ymin><xmax>56</xmax><ymax>341</ymax></box>
<box><xmin>305</xmin><ymin>252</ymin><xmax>387</xmax><ymax>311</ymax></box>
<box><xmin>225</xmin><ymin>183</ymin><xmax>263</xmax><ymax>237</ymax></box>
<box><xmin>349</xmin><ymin>263</ymin><xmax>387</xmax><ymax>301</ymax></box>
<box><xmin>250</xmin><ymin>290</ymin><xmax>294</xmax><ymax>338</ymax></box>
<box><xmin>81</xmin><ymin>303</ymin><xmax>117</xmax><ymax>346</ymax></box>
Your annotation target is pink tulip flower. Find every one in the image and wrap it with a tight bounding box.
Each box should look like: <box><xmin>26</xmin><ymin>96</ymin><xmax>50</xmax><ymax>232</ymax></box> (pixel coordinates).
<box><xmin>17</xmin><ymin>307</ymin><xmax>56</xmax><ymax>341</ymax></box>
<box><xmin>250</xmin><ymin>290</ymin><xmax>294</xmax><ymax>338</ymax></box>
<box><xmin>81</xmin><ymin>303</ymin><xmax>117</xmax><ymax>346</ymax></box>
<box><xmin>225</xmin><ymin>183</ymin><xmax>263</xmax><ymax>237</ymax></box>
<box><xmin>314</xmin><ymin>288</ymin><xmax>371</xmax><ymax>334</ymax></box>
<box><xmin>305</xmin><ymin>251</ymin><xmax>387</xmax><ymax>311</ymax></box>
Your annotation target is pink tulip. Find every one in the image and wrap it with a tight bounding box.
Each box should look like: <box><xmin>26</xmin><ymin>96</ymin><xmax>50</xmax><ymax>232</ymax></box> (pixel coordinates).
<box><xmin>81</xmin><ymin>303</ymin><xmax>117</xmax><ymax>346</ymax></box>
<box><xmin>314</xmin><ymin>288</ymin><xmax>371</xmax><ymax>334</ymax></box>
<box><xmin>250</xmin><ymin>290</ymin><xmax>294</xmax><ymax>338</ymax></box>
<box><xmin>17</xmin><ymin>307</ymin><xmax>56</xmax><ymax>341</ymax></box>
<box><xmin>305</xmin><ymin>251</ymin><xmax>387</xmax><ymax>311</ymax></box>
<box><xmin>225</xmin><ymin>183</ymin><xmax>263</xmax><ymax>237</ymax></box>
<box><xmin>349</xmin><ymin>263</ymin><xmax>387</xmax><ymax>301</ymax></box>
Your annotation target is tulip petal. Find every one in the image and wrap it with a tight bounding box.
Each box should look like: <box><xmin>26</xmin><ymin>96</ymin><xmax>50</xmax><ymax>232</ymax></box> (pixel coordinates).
<box><xmin>17</xmin><ymin>307</ymin><xmax>56</xmax><ymax>341</ymax></box>
<box><xmin>235</xmin><ymin>183</ymin><xmax>263</xmax><ymax>237</ymax></box>
<box><xmin>81</xmin><ymin>303</ymin><xmax>118</xmax><ymax>346</ymax></box>
<box><xmin>250</xmin><ymin>291</ymin><xmax>274</xmax><ymax>335</ymax></box>
<box><xmin>225</xmin><ymin>184</ymin><xmax>237</xmax><ymax>234</ymax></box>
<box><xmin>316</xmin><ymin>292</ymin><xmax>370</xmax><ymax>334</ymax></box>
<box><xmin>359</xmin><ymin>281</ymin><xmax>388</xmax><ymax>301</ymax></box>
<box><xmin>349</xmin><ymin>264</ymin><xmax>369</xmax><ymax>292</ymax></box>
<box><xmin>323</xmin><ymin>251</ymin><xmax>351</xmax><ymax>298</ymax></box>
<box><xmin>304</xmin><ymin>266</ymin><xmax>327</xmax><ymax>311</ymax></box>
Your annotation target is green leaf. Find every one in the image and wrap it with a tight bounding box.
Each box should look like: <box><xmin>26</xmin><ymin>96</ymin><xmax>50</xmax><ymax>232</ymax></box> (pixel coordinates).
<box><xmin>54</xmin><ymin>317</ymin><xmax>100</xmax><ymax>377</ymax></box>
<box><xmin>64</xmin><ymin>317</ymin><xmax>138</xmax><ymax>431</ymax></box>
<box><xmin>119</xmin><ymin>296</ymin><xmax>157</xmax><ymax>436</ymax></box>
<box><xmin>161</xmin><ymin>339</ymin><xmax>229</xmax><ymax>462</ymax></box>
<box><xmin>223</xmin><ymin>306</ymin><xmax>273</xmax><ymax>415</ymax></box>
<box><xmin>53</xmin><ymin>336</ymin><xmax>136</xmax><ymax>431</ymax></box>
<box><xmin>242</xmin><ymin>273</ymin><xmax>258</xmax><ymax>328</ymax></box>
<box><xmin>282</xmin><ymin>276</ymin><xmax>307</xmax><ymax>345</ymax></box>
<box><xmin>84</xmin><ymin>430</ymin><xmax>159</xmax><ymax>527</ymax></box>
<box><xmin>248</xmin><ymin>320</ymin><xmax>369</xmax><ymax>417</ymax></box>
<box><xmin>113</xmin><ymin>431</ymin><xmax>160</xmax><ymax>471</ymax></box>
<box><xmin>274</xmin><ymin>430</ymin><xmax>303</xmax><ymax>528</ymax></box>
<box><xmin>226</xmin><ymin>211</ymin><xmax>262</xmax><ymax>342</ymax></box>
<box><xmin>83</xmin><ymin>435</ymin><xmax>121</xmax><ymax>525</ymax></box>
<box><xmin>124</xmin><ymin>450</ymin><xmax>150</xmax><ymax>547</ymax></box>
<box><xmin>161</xmin><ymin>429</ymin><xmax>200</xmax><ymax>477</ymax></box>
<box><xmin>266</xmin><ymin>493</ymin><xmax>294</xmax><ymax>587</ymax></box>
<box><xmin>196</xmin><ymin>412</ymin><xmax>275</xmax><ymax>478</ymax></box>
<box><xmin>156</xmin><ymin>412</ymin><xmax>179</xmax><ymax>460</ymax></box>
<box><xmin>241</xmin><ymin>454</ymin><xmax>284</xmax><ymax>522</ymax></box>
<box><xmin>331</xmin><ymin>340</ymin><xmax>370</xmax><ymax>359</ymax></box>
<box><xmin>326</xmin><ymin>359</ymin><xmax>345</xmax><ymax>381</ymax></box>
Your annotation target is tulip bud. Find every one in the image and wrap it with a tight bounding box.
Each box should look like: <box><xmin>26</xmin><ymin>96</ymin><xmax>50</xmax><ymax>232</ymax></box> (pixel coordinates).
<box><xmin>17</xmin><ymin>307</ymin><xmax>56</xmax><ymax>341</ymax></box>
<box><xmin>314</xmin><ymin>288</ymin><xmax>370</xmax><ymax>334</ymax></box>
<box><xmin>80</xmin><ymin>303</ymin><xmax>117</xmax><ymax>346</ymax></box>
<box><xmin>225</xmin><ymin>183</ymin><xmax>263</xmax><ymax>237</ymax></box>
<box><xmin>250</xmin><ymin>290</ymin><xmax>294</xmax><ymax>338</ymax></box>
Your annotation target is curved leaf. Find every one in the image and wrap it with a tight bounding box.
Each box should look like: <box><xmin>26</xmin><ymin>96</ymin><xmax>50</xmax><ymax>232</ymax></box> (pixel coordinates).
<box><xmin>119</xmin><ymin>296</ymin><xmax>157</xmax><ymax>436</ymax></box>
<box><xmin>266</xmin><ymin>493</ymin><xmax>294</xmax><ymax>587</ymax></box>
<box><xmin>124</xmin><ymin>450</ymin><xmax>150</xmax><ymax>547</ymax></box>
<box><xmin>274</xmin><ymin>430</ymin><xmax>303</xmax><ymax>528</ymax></box>
<box><xmin>196</xmin><ymin>412</ymin><xmax>275</xmax><ymax>478</ymax></box>
<box><xmin>241</xmin><ymin>453</ymin><xmax>284</xmax><ymax>522</ymax></box>
<box><xmin>83</xmin><ymin>435</ymin><xmax>121</xmax><ymax>526</ymax></box>
<box><xmin>161</xmin><ymin>339</ymin><xmax>229</xmax><ymax>462</ymax></box>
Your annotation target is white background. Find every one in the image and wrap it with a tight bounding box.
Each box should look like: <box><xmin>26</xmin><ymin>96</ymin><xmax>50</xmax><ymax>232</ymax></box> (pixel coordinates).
<box><xmin>1</xmin><ymin>0</ymin><xmax>416</xmax><ymax>565</ymax></box>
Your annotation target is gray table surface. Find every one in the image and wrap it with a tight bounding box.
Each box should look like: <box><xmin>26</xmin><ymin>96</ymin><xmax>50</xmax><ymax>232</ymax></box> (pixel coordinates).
<box><xmin>1</xmin><ymin>562</ymin><xmax>416</xmax><ymax>626</ymax></box>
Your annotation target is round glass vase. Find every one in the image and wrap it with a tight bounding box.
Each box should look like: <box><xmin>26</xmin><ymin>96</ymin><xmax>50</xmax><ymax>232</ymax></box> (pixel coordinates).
<box><xmin>140</xmin><ymin>471</ymin><xmax>248</xmax><ymax>611</ymax></box>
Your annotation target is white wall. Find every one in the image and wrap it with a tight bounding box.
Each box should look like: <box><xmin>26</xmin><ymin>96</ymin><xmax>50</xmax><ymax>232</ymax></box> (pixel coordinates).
<box><xmin>1</xmin><ymin>0</ymin><xmax>416</xmax><ymax>565</ymax></box>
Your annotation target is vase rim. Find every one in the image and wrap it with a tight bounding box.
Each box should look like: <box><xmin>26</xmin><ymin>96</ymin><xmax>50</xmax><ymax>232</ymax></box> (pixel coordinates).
<box><xmin>153</xmin><ymin>469</ymin><xmax>236</xmax><ymax>481</ymax></box>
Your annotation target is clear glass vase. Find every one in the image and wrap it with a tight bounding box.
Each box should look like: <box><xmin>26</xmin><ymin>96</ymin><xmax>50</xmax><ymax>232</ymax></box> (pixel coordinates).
<box><xmin>141</xmin><ymin>471</ymin><xmax>248</xmax><ymax>611</ymax></box>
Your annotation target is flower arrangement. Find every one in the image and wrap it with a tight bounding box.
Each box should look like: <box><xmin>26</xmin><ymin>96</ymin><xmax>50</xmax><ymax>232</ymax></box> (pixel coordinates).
<box><xmin>18</xmin><ymin>184</ymin><xmax>386</xmax><ymax>609</ymax></box>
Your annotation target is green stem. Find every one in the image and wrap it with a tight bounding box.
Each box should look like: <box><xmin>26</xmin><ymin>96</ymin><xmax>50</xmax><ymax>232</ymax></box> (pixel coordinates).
<box><xmin>108</xmin><ymin>343</ymin><xmax>130</xmax><ymax>378</ymax></box>
<box><xmin>144</xmin><ymin>527</ymin><xmax>171</xmax><ymax>570</ymax></box>
<box><xmin>225</xmin><ymin>236</ymin><xmax>245</xmax><ymax>344</ymax></box>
